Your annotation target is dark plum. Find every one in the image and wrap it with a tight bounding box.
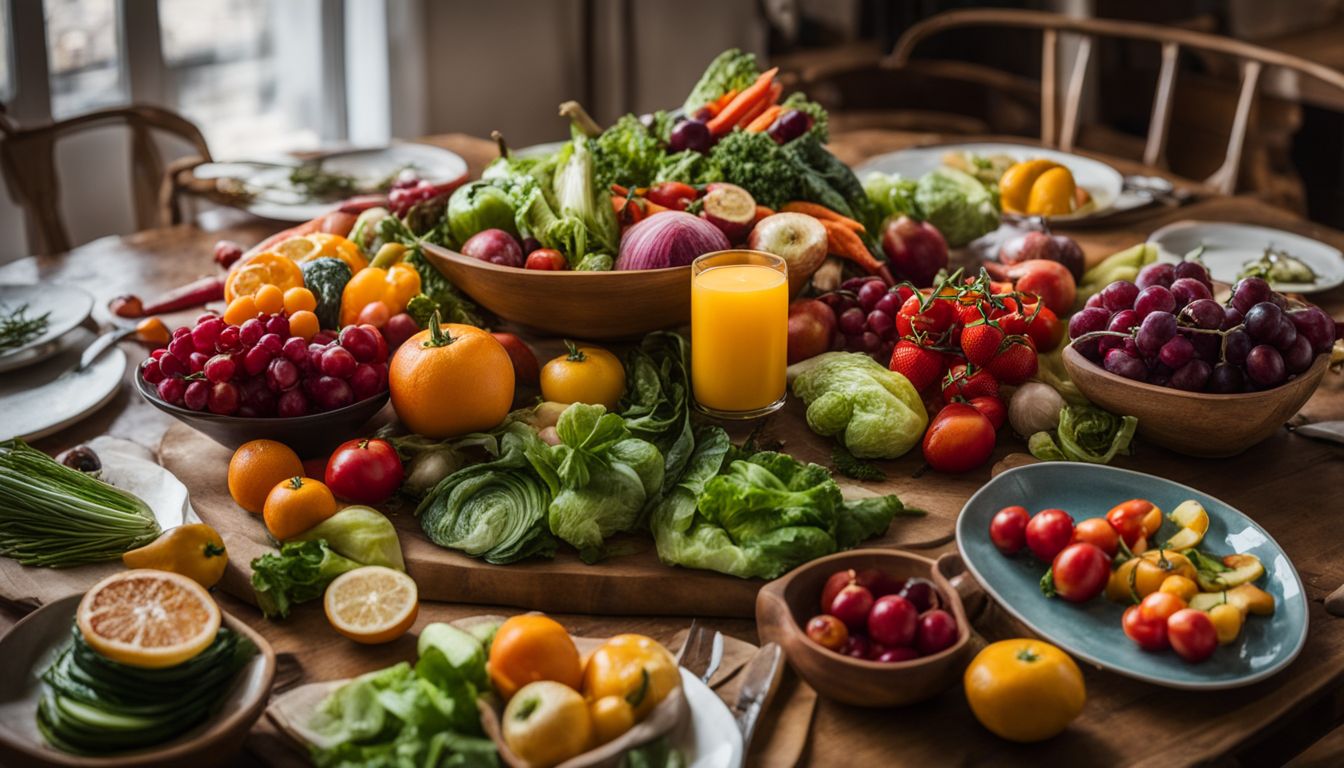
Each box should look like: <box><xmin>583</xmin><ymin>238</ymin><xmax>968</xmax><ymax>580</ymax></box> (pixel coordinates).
<box><xmin>668</xmin><ymin>119</ymin><xmax>712</xmax><ymax>153</ymax></box>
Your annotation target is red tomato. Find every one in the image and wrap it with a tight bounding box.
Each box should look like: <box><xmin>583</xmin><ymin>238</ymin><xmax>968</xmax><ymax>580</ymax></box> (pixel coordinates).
<box><xmin>989</xmin><ymin>505</ymin><xmax>1030</xmax><ymax>556</ymax></box>
<box><xmin>645</xmin><ymin>181</ymin><xmax>698</xmax><ymax>210</ymax></box>
<box><xmin>1072</xmin><ymin>517</ymin><xmax>1119</xmax><ymax>558</ymax></box>
<box><xmin>1122</xmin><ymin>604</ymin><xmax>1169</xmax><ymax>651</ymax></box>
<box><xmin>1021</xmin><ymin>303</ymin><xmax>1065</xmax><ymax>352</ymax></box>
<box><xmin>1049</xmin><ymin>542</ymin><xmax>1110</xmax><ymax>602</ymax></box>
<box><xmin>1138</xmin><ymin>591</ymin><xmax>1186</xmax><ymax>624</ymax></box>
<box><xmin>805</xmin><ymin>614</ymin><xmax>848</xmax><ymax>651</ymax></box>
<box><xmin>324</xmin><ymin>438</ymin><xmax>404</xmax><ymax>505</ymax></box>
<box><xmin>524</xmin><ymin>248</ymin><xmax>567</xmax><ymax>270</ymax></box>
<box><xmin>921</xmin><ymin>402</ymin><xmax>996</xmax><ymax>474</ymax></box>
<box><xmin>1106</xmin><ymin>499</ymin><xmax>1161</xmax><ymax>546</ymax></box>
<box><xmin>897</xmin><ymin>294</ymin><xmax>956</xmax><ymax>339</ymax></box>
<box><xmin>1167</xmin><ymin>608</ymin><xmax>1217</xmax><ymax>663</ymax></box>
<box><xmin>1025</xmin><ymin>508</ymin><xmax>1074</xmax><ymax>562</ymax></box>
<box><xmin>967</xmin><ymin>395</ymin><xmax>1006</xmax><ymax>430</ymax></box>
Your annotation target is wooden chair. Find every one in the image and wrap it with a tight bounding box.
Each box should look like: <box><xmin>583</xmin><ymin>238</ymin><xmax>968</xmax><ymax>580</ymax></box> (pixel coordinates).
<box><xmin>885</xmin><ymin>8</ymin><xmax>1344</xmax><ymax>195</ymax></box>
<box><xmin>0</xmin><ymin>104</ymin><xmax>212</xmax><ymax>255</ymax></box>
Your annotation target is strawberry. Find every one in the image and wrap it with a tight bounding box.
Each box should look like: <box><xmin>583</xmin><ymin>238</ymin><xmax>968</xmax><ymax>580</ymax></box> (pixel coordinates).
<box><xmin>959</xmin><ymin>319</ymin><xmax>1005</xmax><ymax>368</ymax></box>
<box><xmin>941</xmin><ymin>363</ymin><xmax>999</xmax><ymax>401</ymax></box>
<box><xmin>889</xmin><ymin>339</ymin><xmax>946</xmax><ymax>392</ymax></box>
<box><xmin>985</xmin><ymin>335</ymin><xmax>1039</xmax><ymax>384</ymax></box>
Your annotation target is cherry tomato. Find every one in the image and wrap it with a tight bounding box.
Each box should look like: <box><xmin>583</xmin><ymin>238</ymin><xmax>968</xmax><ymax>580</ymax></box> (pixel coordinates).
<box><xmin>324</xmin><ymin>437</ymin><xmax>404</xmax><ymax>505</ymax></box>
<box><xmin>1105</xmin><ymin>499</ymin><xmax>1160</xmax><ymax>548</ymax></box>
<box><xmin>1049</xmin><ymin>542</ymin><xmax>1110</xmax><ymax>603</ymax></box>
<box><xmin>1122</xmin><ymin>604</ymin><xmax>1168</xmax><ymax>651</ymax></box>
<box><xmin>805</xmin><ymin>614</ymin><xmax>848</xmax><ymax>651</ymax></box>
<box><xmin>1072</xmin><ymin>517</ymin><xmax>1119</xmax><ymax>558</ymax></box>
<box><xmin>967</xmin><ymin>395</ymin><xmax>1006</xmax><ymax>430</ymax></box>
<box><xmin>1025</xmin><ymin>508</ymin><xmax>1074</xmax><ymax>562</ymax></box>
<box><xmin>921</xmin><ymin>402</ymin><xmax>996</xmax><ymax>474</ymax></box>
<box><xmin>1022</xmin><ymin>303</ymin><xmax>1065</xmax><ymax>352</ymax></box>
<box><xmin>645</xmin><ymin>181</ymin><xmax>698</xmax><ymax>210</ymax></box>
<box><xmin>1138</xmin><ymin>591</ymin><xmax>1186</xmax><ymax>624</ymax></box>
<box><xmin>1167</xmin><ymin>608</ymin><xmax>1217</xmax><ymax>663</ymax></box>
<box><xmin>355</xmin><ymin>300</ymin><xmax>391</xmax><ymax>329</ymax></box>
<box><xmin>897</xmin><ymin>294</ymin><xmax>956</xmax><ymax>339</ymax></box>
<box><xmin>524</xmin><ymin>248</ymin><xmax>567</xmax><ymax>270</ymax></box>
<box><xmin>990</xmin><ymin>505</ymin><xmax>1030</xmax><ymax>556</ymax></box>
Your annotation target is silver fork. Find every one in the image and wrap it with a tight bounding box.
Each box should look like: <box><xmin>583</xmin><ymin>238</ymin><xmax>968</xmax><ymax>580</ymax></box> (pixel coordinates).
<box><xmin>675</xmin><ymin>619</ymin><xmax>723</xmax><ymax>684</ymax></box>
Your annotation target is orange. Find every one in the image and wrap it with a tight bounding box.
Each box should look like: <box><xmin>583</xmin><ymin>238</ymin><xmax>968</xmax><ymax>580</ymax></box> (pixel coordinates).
<box><xmin>389</xmin><ymin>321</ymin><xmax>514</xmax><ymax>438</ymax></box>
<box><xmin>77</xmin><ymin>570</ymin><xmax>221</xmax><ymax>669</ymax></box>
<box><xmin>283</xmin><ymin>286</ymin><xmax>317</xmax><ymax>314</ymax></box>
<box><xmin>253</xmin><ymin>283</ymin><xmax>285</xmax><ymax>314</ymax></box>
<box><xmin>273</xmin><ymin>233</ymin><xmax>369</xmax><ymax>274</ymax></box>
<box><xmin>489</xmin><ymin>614</ymin><xmax>583</xmax><ymax>700</ymax></box>
<box><xmin>228</xmin><ymin>439</ymin><xmax>304</xmax><ymax>514</ymax></box>
<box><xmin>263</xmin><ymin>475</ymin><xmax>338</xmax><ymax>540</ymax></box>
<box><xmin>288</xmin><ymin>309</ymin><xmax>319</xmax><ymax>340</ymax></box>
<box><xmin>323</xmin><ymin>566</ymin><xmax>419</xmax><ymax>644</ymax></box>
<box><xmin>223</xmin><ymin>295</ymin><xmax>259</xmax><ymax>325</ymax></box>
<box><xmin>225</xmin><ymin>253</ymin><xmax>305</xmax><ymax>302</ymax></box>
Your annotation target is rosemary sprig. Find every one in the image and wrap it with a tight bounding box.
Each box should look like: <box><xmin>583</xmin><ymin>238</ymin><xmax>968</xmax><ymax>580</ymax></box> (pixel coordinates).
<box><xmin>0</xmin><ymin>303</ymin><xmax>50</xmax><ymax>350</ymax></box>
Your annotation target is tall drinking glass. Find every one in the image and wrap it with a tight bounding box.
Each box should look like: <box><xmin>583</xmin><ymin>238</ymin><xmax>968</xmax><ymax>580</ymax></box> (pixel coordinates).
<box><xmin>690</xmin><ymin>250</ymin><xmax>788</xmax><ymax>419</ymax></box>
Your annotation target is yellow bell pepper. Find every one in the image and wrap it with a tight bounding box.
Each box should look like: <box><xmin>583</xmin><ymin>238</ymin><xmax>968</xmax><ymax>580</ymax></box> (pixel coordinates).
<box><xmin>121</xmin><ymin>523</ymin><xmax>228</xmax><ymax>588</ymax></box>
<box><xmin>339</xmin><ymin>263</ymin><xmax>421</xmax><ymax>326</ymax></box>
<box><xmin>581</xmin><ymin>634</ymin><xmax>680</xmax><ymax>721</ymax></box>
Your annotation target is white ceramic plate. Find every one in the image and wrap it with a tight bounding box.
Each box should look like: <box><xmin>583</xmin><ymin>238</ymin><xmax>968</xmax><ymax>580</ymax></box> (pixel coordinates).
<box><xmin>675</xmin><ymin>667</ymin><xmax>744</xmax><ymax>768</ymax></box>
<box><xmin>0</xmin><ymin>327</ymin><xmax>126</xmax><ymax>441</ymax></box>
<box><xmin>1148</xmin><ymin>220</ymin><xmax>1344</xmax><ymax>294</ymax></box>
<box><xmin>199</xmin><ymin>143</ymin><xmax>468</xmax><ymax>222</ymax></box>
<box><xmin>0</xmin><ymin>284</ymin><xmax>94</xmax><ymax>373</ymax></box>
<box><xmin>85</xmin><ymin>435</ymin><xmax>196</xmax><ymax>530</ymax></box>
<box><xmin>855</xmin><ymin>142</ymin><xmax>1128</xmax><ymax>222</ymax></box>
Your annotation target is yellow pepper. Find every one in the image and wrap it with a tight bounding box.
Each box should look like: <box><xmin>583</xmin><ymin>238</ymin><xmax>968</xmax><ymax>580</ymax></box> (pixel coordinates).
<box><xmin>581</xmin><ymin>634</ymin><xmax>680</xmax><ymax>721</ymax></box>
<box><xmin>339</xmin><ymin>263</ymin><xmax>421</xmax><ymax>326</ymax></box>
<box><xmin>998</xmin><ymin>159</ymin><xmax>1082</xmax><ymax>216</ymax></box>
<box><xmin>121</xmin><ymin>523</ymin><xmax>228</xmax><ymax>589</ymax></box>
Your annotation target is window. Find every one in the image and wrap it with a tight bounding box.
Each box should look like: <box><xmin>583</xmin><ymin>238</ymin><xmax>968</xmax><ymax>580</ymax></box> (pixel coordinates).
<box><xmin>44</xmin><ymin>0</ymin><xmax>126</xmax><ymax>118</ymax></box>
<box><xmin>158</xmin><ymin>0</ymin><xmax>329</xmax><ymax>157</ymax></box>
<box><xmin>0</xmin><ymin>2</ymin><xmax>12</xmax><ymax>101</ymax></box>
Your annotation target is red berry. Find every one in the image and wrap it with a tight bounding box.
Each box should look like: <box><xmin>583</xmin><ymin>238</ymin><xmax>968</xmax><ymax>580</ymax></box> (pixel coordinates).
<box><xmin>238</xmin><ymin>318</ymin><xmax>265</xmax><ymax>346</ymax></box>
<box><xmin>167</xmin><ymin>335</ymin><xmax>195</xmax><ymax>362</ymax></box>
<box><xmin>320</xmin><ymin>346</ymin><xmax>357</xmax><ymax>378</ymax></box>
<box><xmin>265</xmin><ymin>314</ymin><xmax>290</xmax><ymax>337</ymax></box>
<box><xmin>182</xmin><ymin>380</ymin><xmax>210</xmax><ymax>411</ymax></box>
<box><xmin>207</xmin><ymin>381</ymin><xmax>239</xmax><ymax>415</ymax></box>
<box><xmin>158</xmin><ymin>353</ymin><xmax>185</xmax><ymax>378</ymax></box>
<box><xmin>243</xmin><ymin>345</ymin><xmax>273</xmax><ymax>377</ymax></box>
<box><xmin>156</xmin><ymin>377</ymin><xmax>185</xmax><ymax>405</ymax></box>
<box><xmin>140</xmin><ymin>357</ymin><xmax>164</xmax><ymax>384</ymax></box>
<box><xmin>203</xmin><ymin>354</ymin><xmax>236</xmax><ymax>383</ymax></box>
<box><xmin>187</xmin><ymin>352</ymin><xmax>209</xmax><ymax>373</ymax></box>
<box><xmin>215</xmin><ymin>325</ymin><xmax>241</xmax><ymax>353</ymax></box>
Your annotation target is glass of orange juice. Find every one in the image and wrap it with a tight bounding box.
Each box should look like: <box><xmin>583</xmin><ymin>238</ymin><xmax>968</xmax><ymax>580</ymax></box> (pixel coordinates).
<box><xmin>691</xmin><ymin>250</ymin><xmax>788</xmax><ymax>419</ymax></box>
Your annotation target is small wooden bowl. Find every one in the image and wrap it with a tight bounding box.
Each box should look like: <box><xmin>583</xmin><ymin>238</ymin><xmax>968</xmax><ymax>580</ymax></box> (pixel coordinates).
<box><xmin>756</xmin><ymin>548</ymin><xmax>973</xmax><ymax>708</ymax></box>
<box><xmin>422</xmin><ymin>243</ymin><xmax>689</xmax><ymax>339</ymax></box>
<box><xmin>1063</xmin><ymin>345</ymin><xmax>1329</xmax><ymax>458</ymax></box>
<box><xmin>0</xmin><ymin>595</ymin><xmax>276</xmax><ymax>768</ymax></box>
<box><xmin>134</xmin><ymin>369</ymin><xmax>389</xmax><ymax>457</ymax></box>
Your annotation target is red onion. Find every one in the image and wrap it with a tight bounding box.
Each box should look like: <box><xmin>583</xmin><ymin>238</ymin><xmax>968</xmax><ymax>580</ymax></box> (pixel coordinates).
<box><xmin>615</xmin><ymin>211</ymin><xmax>730</xmax><ymax>270</ymax></box>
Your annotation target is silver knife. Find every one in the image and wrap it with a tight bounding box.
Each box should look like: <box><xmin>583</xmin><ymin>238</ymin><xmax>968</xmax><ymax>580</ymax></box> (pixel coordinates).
<box><xmin>732</xmin><ymin>642</ymin><xmax>783</xmax><ymax>752</ymax></box>
<box><xmin>1291</xmin><ymin>421</ymin><xmax>1344</xmax><ymax>446</ymax></box>
<box><xmin>75</xmin><ymin>327</ymin><xmax>135</xmax><ymax>372</ymax></box>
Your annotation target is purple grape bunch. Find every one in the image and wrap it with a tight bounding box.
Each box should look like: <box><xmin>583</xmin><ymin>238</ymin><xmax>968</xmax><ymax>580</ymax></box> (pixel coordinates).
<box><xmin>1070</xmin><ymin>261</ymin><xmax>1336</xmax><ymax>393</ymax></box>
<box><xmin>817</xmin><ymin>275</ymin><xmax>906</xmax><ymax>363</ymax></box>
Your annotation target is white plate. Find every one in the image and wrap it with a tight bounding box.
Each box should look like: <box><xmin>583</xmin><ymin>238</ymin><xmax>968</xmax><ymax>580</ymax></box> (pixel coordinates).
<box><xmin>204</xmin><ymin>143</ymin><xmax>468</xmax><ymax>222</ymax></box>
<box><xmin>675</xmin><ymin>667</ymin><xmax>744</xmax><ymax>768</ymax></box>
<box><xmin>85</xmin><ymin>435</ymin><xmax>196</xmax><ymax>530</ymax></box>
<box><xmin>856</xmin><ymin>142</ymin><xmax>1128</xmax><ymax>222</ymax></box>
<box><xmin>0</xmin><ymin>284</ymin><xmax>93</xmax><ymax>372</ymax></box>
<box><xmin>1148</xmin><ymin>220</ymin><xmax>1344</xmax><ymax>294</ymax></box>
<box><xmin>0</xmin><ymin>327</ymin><xmax>126</xmax><ymax>441</ymax></box>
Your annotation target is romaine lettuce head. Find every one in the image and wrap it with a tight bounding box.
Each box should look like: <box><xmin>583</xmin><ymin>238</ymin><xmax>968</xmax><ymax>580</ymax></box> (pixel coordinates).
<box><xmin>447</xmin><ymin>181</ymin><xmax>517</xmax><ymax>244</ymax></box>
<box><xmin>914</xmin><ymin>167</ymin><xmax>1001</xmax><ymax>247</ymax></box>
<box><xmin>791</xmin><ymin>352</ymin><xmax>928</xmax><ymax>459</ymax></box>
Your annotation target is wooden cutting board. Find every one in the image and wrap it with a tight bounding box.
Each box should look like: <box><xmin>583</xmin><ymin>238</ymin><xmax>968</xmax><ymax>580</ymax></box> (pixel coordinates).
<box><xmin>161</xmin><ymin>396</ymin><xmax>979</xmax><ymax>618</ymax></box>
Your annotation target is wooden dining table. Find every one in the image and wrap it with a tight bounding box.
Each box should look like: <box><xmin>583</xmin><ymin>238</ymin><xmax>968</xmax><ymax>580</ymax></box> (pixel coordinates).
<box><xmin>3</xmin><ymin>131</ymin><xmax>1344</xmax><ymax>767</ymax></box>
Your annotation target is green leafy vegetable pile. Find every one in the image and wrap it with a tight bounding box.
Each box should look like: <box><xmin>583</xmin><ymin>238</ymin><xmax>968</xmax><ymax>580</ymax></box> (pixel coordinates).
<box><xmin>0</xmin><ymin>439</ymin><xmax>160</xmax><ymax>567</ymax></box>
<box><xmin>38</xmin><ymin>626</ymin><xmax>255</xmax><ymax>755</ymax></box>
<box><xmin>862</xmin><ymin>167</ymin><xmax>1001</xmax><ymax>247</ymax></box>
<box><xmin>1028</xmin><ymin>404</ymin><xmax>1138</xmax><ymax>464</ymax></box>
<box><xmin>791</xmin><ymin>352</ymin><xmax>929</xmax><ymax>460</ymax></box>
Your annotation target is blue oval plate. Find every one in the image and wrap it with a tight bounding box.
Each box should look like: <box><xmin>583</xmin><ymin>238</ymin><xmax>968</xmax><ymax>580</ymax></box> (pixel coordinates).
<box><xmin>957</xmin><ymin>463</ymin><xmax>1308</xmax><ymax>690</ymax></box>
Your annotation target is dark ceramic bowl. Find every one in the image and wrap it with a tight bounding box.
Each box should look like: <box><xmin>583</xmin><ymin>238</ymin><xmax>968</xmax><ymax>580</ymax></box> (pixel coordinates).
<box><xmin>134</xmin><ymin>370</ymin><xmax>389</xmax><ymax>457</ymax></box>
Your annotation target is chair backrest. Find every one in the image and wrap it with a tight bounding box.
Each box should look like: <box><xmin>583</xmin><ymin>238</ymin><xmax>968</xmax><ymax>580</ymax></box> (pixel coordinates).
<box><xmin>885</xmin><ymin>8</ymin><xmax>1344</xmax><ymax>194</ymax></box>
<box><xmin>0</xmin><ymin>104</ymin><xmax>212</xmax><ymax>255</ymax></box>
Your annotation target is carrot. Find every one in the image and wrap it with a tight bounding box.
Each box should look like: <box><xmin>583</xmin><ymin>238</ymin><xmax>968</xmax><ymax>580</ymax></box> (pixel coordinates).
<box><xmin>745</xmin><ymin>105</ymin><xmax>783</xmax><ymax>133</ymax></box>
<box><xmin>734</xmin><ymin>82</ymin><xmax>784</xmax><ymax>131</ymax></box>
<box><xmin>782</xmin><ymin>202</ymin><xmax>865</xmax><ymax>233</ymax></box>
<box><xmin>703</xmin><ymin>89</ymin><xmax>738</xmax><ymax>118</ymax></box>
<box><xmin>706</xmin><ymin>68</ymin><xmax>779</xmax><ymax>136</ymax></box>
<box><xmin>823</xmin><ymin>219</ymin><xmax>892</xmax><ymax>284</ymax></box>
<box><xmin>643</xmin><ymin>199</ymin><xmax>672</xmax><ymax>215</ymax></box>
<box><xmin>753</xmin><ymin>204</ymin><xmax>775</xmax><ymax>223</ymax></box>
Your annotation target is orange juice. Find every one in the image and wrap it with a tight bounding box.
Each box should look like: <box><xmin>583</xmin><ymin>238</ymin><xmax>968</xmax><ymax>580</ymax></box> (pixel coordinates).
<box><xmin>691</xmin><ymin>252</ymin><xmax>788</xmax><ymax>416</ymax></box>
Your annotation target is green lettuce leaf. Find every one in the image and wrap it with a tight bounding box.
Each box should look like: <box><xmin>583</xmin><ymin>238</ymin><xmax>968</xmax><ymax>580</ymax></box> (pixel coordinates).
<box><xmin>791</xmin><ymin>352</ymin><xmax>928</xmax><ymax>460</ymax></box>
<box><xmin>620</xmin><ymin>331</ymin><xmax>696</xmax><ymax>489</ymax></box>
<box><xmin>288</xmin><ymin>506</ymin><xmax>404</xmax><ymax>571</ymax></box>
<box><xmin>250</xmin><ymin>540</ymin><xmax>362</xmax><ymax>619</ymax></box>
<box><xmin>682</xmin><ymin>48</ymin><xmax>761</xmax><ymax>113</ymax></box>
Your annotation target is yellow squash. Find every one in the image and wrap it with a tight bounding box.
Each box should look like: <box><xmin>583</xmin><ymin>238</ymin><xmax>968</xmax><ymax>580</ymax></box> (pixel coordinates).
<box><xmin>121</xmin><ymin>523</ymin><xmax>228</xmax><ymax>589</ymax></box>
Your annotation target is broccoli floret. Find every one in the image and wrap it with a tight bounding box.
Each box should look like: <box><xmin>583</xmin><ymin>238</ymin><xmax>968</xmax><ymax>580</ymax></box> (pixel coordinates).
<box><xmin>709</xmin><ymin>131</ymin><xmax>799</xmax><ymax>209</ymax></box>
<box><xmin>653</xmin><ymin>150</ymin><xmax>722</xmax><ymax>186</ymax></box>
<box><xmin>913</xmin><ymin>168</ymin><xmax>1001</xmax><ymax>247</ymax></box>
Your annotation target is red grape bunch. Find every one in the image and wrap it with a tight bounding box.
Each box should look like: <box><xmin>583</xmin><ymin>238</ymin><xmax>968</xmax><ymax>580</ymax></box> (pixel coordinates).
<box><xmin>139</xmin><ymin>312</ymin><xmax>390</xmax><ymax>417</ymax></box>
<box><xmin>1068</xmin><ymin>261</ymin><xmax>1336</xmax><ymax>393</ymax></box>
<box><xmin>818</xmin><ymin>276</ymin><xmax>916</xmax><ymax>363</ymax></box>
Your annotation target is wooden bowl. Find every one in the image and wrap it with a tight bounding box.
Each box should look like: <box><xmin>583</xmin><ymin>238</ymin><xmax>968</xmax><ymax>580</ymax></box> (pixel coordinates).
<box><xmin>134</xmin><ymin>369</ymin><xmax>388</xmax><ymax>457</ymax></box>
<box><xmin>756</xmin><ymin>548</ymin><xmax>973</xmax><ymax>707</ymax></box>
<box><xmin>422</xmin><ymin>243</ymin><xmax>689</xmax><ymax>339</ymax></box>
<box><xmin>1062</xmin><ymin>345</ymin><xmax>1329</xmax><ymax>458</ymax></box>
<box><xmin>0</xmin><ymin>595</ymin><xmax>276</xmax><ymax>768</ymax></box>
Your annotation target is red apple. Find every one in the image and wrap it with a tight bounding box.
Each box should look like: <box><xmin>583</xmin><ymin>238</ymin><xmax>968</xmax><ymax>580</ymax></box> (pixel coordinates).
<box><xmin>748</xmin><ymin>213</ymin><xmax>828</xmax><ymax>287</ymax></box>
<box><xmin>461</xmin><ymin>229</ymin><xmax>524</xmax><ymax>267</ymax></box>
<box><xmin>881</xmin><ymin>216</ymin><xmax>948</xmax><ymax>287</ymax></box>
<box><xmin>787</xmin><ymin>299</ymin><xmax>836</xmax><ymax>364</ymax></box>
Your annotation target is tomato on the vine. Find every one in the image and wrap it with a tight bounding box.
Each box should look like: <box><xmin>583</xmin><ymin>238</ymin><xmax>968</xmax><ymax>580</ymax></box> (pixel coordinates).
<box><xmin>1020</xmin><ymin>303</ymin><xmax>1065</xmax><ymax>352</ymax></box>
<box><xmin>1106</xmin><ymin>499</ymin><xmax>1162</xmax><ymax>547</ymax></box>
<box><xmin>897</xmin><ymin>294</ymin><xmax>955</xmax><ymax>339</ymax></box>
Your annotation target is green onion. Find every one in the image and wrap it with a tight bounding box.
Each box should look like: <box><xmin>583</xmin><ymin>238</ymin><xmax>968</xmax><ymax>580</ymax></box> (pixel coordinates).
<box><xmin>0</xmin><ymin>439</ymin><xmax>160</xmax><ymax>567</ymax></box>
